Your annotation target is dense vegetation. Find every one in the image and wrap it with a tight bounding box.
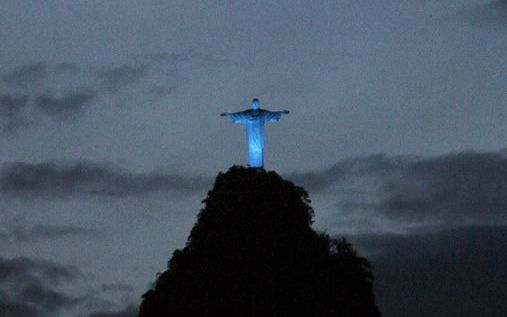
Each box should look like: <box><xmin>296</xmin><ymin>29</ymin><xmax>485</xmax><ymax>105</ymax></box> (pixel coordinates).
<box><xmin>139</xmin><ymin>166</ymin><xmax>380</xmax><ymax>317</ymax></box>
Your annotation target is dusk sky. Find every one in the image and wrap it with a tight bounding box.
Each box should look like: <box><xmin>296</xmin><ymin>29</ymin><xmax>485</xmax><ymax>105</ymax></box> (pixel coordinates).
<box><xmin>1</xmin><ymin>1</ymin><xmax>506</xmax><ymax>316</ymax></box>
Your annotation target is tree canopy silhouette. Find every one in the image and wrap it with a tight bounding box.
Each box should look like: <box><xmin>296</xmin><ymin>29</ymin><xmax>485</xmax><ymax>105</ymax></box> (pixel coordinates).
<box><xmin>139</xmin><ymin>166</ymin><xmax>380</xmax><ymax>317</ymax></box>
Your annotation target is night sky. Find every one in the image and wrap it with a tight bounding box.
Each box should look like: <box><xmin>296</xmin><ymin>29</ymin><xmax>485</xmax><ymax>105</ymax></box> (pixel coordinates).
<box><xmin>1</xmin><ymin>1</ymin><xmax>506</xmax><ymax>316</ymax></box>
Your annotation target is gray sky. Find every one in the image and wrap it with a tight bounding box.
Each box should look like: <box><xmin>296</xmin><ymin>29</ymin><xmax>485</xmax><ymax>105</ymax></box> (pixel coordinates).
<box><xmin>0</xmin><ymin>1</ymin><xmax>506</xmax><ymax>316</ymax></box>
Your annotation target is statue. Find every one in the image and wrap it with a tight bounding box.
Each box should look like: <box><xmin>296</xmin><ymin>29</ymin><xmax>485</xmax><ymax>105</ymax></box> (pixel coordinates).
<box><xmin>221</xmin><ymin>98</ymin><xmax>289</xmax><ymax>169</ymax></box>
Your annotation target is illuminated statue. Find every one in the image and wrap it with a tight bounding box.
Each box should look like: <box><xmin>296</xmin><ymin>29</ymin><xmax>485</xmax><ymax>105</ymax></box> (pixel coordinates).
<box><xmin>221</xmin><ymin>98</ymin><xmax>289</xmax><ymax>168</ymax></box>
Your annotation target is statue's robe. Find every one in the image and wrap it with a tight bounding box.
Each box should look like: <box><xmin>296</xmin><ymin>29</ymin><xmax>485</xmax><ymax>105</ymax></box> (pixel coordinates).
<box><xmin>226</xmin><ymin>109</ymin><xmax>284</xmax><ymax>168</ymax></box>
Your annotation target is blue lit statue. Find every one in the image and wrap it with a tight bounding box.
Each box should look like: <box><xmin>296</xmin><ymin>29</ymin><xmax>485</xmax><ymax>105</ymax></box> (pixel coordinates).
<box><xmin>221</xmin><ymin>98</ymin><xmax>289</xmax><ymax>168</ymax></box>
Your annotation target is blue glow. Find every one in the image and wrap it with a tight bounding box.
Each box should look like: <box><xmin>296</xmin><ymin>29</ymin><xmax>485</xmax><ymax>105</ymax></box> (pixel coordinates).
<box><xmin>221</xmin><ymin>99</ymin><xmax>289</xmax><ymax>168</ymax></box>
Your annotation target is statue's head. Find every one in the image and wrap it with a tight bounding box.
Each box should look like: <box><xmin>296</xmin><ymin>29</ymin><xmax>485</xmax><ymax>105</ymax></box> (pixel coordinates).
<box><xmin>251</xmin><ymin>98</ymin><xmax>260</xmax><ymax>110</ymax></box>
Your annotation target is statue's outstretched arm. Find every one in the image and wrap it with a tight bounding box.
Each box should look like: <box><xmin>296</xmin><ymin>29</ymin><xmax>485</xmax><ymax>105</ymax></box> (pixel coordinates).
<box><xmin>220</xmin><ymin>110</ymin><xmax>249</xmax><ymax>124</ymax></box>
<box><xmin>265</xmin><ymin>110</ymin><xmax>289</xmax><ymax>122</ymax></box>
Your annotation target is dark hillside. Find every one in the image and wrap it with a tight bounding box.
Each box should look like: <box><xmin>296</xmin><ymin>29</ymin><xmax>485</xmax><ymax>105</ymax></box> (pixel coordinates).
<box><xmin>139</xmin><ymin>166</ymin><xmax>380</xmax><ymax>317</ymax></box>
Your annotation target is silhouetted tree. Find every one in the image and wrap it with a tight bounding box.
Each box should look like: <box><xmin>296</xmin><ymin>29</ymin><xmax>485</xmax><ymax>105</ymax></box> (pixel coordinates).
<box><xmin>139</xmin><ymin>167</ymin><xmax>380</xmax><ymax>317</ymax></box>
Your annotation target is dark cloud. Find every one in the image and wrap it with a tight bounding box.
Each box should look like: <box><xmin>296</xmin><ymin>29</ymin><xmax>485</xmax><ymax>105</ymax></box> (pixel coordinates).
<box><xmin>287</xmin><ymin>151</ymin><xmax>507</xmax><ymax>227</ymax></box>
<box><xmin>0</xmin><ymin>224</ymin><xmax>96</xmax><ymax>243</ymax></box>
<box><xmin>2</xmin><ymin>62</ymin><xmax>81</xmax><ymax>89</ymax></box>
<box><xmin>0</xmin><ymin>94</ymin><xmax>29</xmax><ymax>117</ymax></box>
<box><xmin>347</xmin><ymin>225</ymin><xmax>507</xmax><ymax>317</ymax></box>
<box><xmin>98</xmin><ymin>64</ymin><xmax>149</xmax><ymax>92</ymax></box>
<box><xmin>379</xmin><ymin>151</ymin><xmax>507</xmax><ymax>223</ymax></box>
<box><xmin>89</xmin><ymin>304</ymin><xmax>138</xmax><ymax>317</ymax></box>
<box><xmin>133</xmin><ymin>50</ymin><xmax>226</xmax><ymax>95</ymax></box>
<box><xmin>0</xmin><ymin>51</ymin><xmax>220</xmax><ymax>132</ymax></box>
<box><xmin>0</xmin><ymin>161</ymin><xmax>210</xmax><ymax>197</ymax></box>
<box><xmin>34</xmin><ymin>89</ymin><xmax>97</xmax><ymax>117</ymax></box>
<box><xmin>0</xmin><ymin>297</ymin><xmax>39</xmax><ymax>317</ymax></box>
<box><xmin>3</xmin><ymin>63</ymin><xmax>48</xmax><ymax>87</ymax></box>
<box><xmin>0</xmin><ymin>256</ymin><xmax>81</xmax><ymax>283</ymax></box>
<box><xmin>0</xmin><ymin>94</ymin><xmax>29</xmax><ymax>132</ymax></box>
<box><xmin>19</xmin><ymin>284</ymin><xmax>80</xmax><ymax>313</ymax></box>
<box><xmin>0</xmin><ymin>256</ymin><xmax>140</xmax><ymax>317</ymax></box>
<box><xmin>0</xmin><ymin>256</ymin><xmax>82</xmax><ymax>317</ymax></box>
<box><xmin>0</xmin><ymin>62</ymin><xmax>93</xmax><ymax>131</ymax></box>
<box><xmin>462</xmin><ymin>0</ymin><xmax>507</xmax><ymax>29</ymax></box>
<box><xmin>98</xmin><ymin>52</ymin><xmax>191</xmax><ymax>94</ymax></box>
<box><xmin>287</xmin><ymin>154</ymin><xmax>402</xmax><ymax>191</ymax></box>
